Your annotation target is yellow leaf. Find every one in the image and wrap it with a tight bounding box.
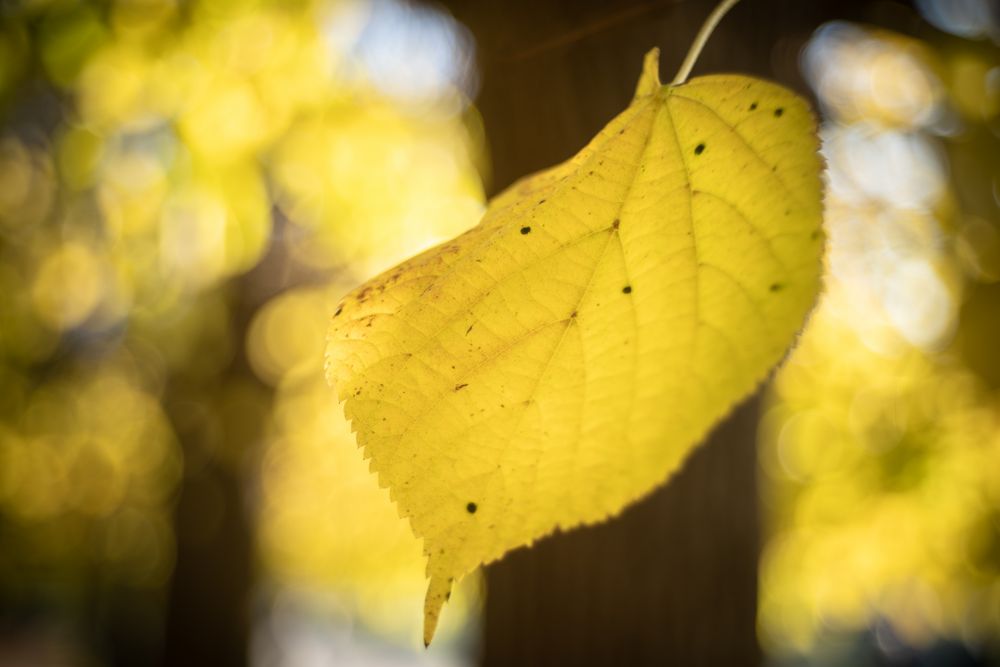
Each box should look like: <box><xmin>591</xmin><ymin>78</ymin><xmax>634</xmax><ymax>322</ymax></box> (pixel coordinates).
<box><xmin>326</xmin><ymin>47</ymin><xmax>823</xmax><ymax>645</ymax></box>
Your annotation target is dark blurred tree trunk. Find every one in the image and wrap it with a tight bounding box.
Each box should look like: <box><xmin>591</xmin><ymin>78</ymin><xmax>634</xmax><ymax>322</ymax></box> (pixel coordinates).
<box><xmin>158</xmin><ymin>214</ymin><xmax>311</xmax><ymax>667</ymax></box>
<box><xmin>441</xmin><ymin>1</ymin><xmax>883</xmax><ymax>664</ymax></box>
<box><xmin>162</xmin><ymin>458</ymin><xmax>252</xmax><ymax>667</ymax></box>
<box><xmin>160</xmin><ymin>286</ymin><xmax>265</xmax><ymax>667</ymax></box>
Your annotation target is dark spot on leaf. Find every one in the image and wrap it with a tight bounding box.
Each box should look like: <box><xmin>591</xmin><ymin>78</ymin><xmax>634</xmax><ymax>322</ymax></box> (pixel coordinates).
<box><xmin>750</xmin><ymin>102</ymin><xmax>758</xmax><ymax>110</ymax></box>
<box><xmin>466</xmin><ymin>324</ymin><xmax>474</xmax><ymax>335</ymax></box>
<box><xmin>539</xmin><ymin>199</ymin><xmax>546</xmax><ymax>204</ymax></box>
<box><xmin>622</xmin><ymin>285</ymin><xmax>632</xmax><ymax>294</ymax></box>
<box><xmin>334</xmin><ymin>305</ymin><xmax>343</xmax><ymax>317</ymax></box>
<box><xmin>520</xmin><ymin>226</ymin><xmax>531</xmax><ymax>235</ymax></box>
<box><xmin>570</xmin><ymin>311</ymin><xmax>578</xmax><ymax>318</ymax></box>
<box><xmin>694</xmin><ymin>143</ymin><xmax>705</xmax><ymax>155</ymax></box>
<box><xmin>774</xmin><ymin>107</ymin><xmax>784</xmax><ymax>117</ymax></box>
<box><xmin>811</xmin><ymin>229</ymin><xmax>821</xmax><ymax>240</ymax></box>
<box><xmin>612</xmin><ymin>219</ymin><xmax>620</xmax><ymax>230</ymax></box>
<box><xmin>769</xmin><ymin>283</ymin><xmax>784</xmax><ymax>292</ymax></box>
<box><xmin>466</xmin><ymin>502</ymin><xmax>477</xmax><ymax>514</ymax></box>
<box><xmin>455</xmin><ymin>383</ymin><xmax>468</xmax><ymax>391</ymax></box>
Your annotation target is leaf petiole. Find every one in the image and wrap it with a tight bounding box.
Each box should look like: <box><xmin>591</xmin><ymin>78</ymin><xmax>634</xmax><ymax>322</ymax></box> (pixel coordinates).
<box><xmin>671</xmin><ymin>0</ymin><xmax>742</xmax><ymax>86</ymax></box>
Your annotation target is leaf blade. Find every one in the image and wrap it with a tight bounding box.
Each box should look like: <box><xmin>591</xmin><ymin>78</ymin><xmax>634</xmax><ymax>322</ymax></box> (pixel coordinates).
<box><xmin>326</xmin><ymin>51</ymin><xmax>823</xmax><ymax>644</ymax></box>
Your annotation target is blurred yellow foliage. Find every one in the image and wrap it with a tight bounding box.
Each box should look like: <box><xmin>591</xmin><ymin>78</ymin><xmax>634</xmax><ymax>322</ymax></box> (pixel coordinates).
<box><xmin>761</xmin><ymin>22</ymin><xmax>1000</xmax><ymax>657</ymax></box>
<box><xmin>272</xmin><ymin>107</ymin><xmax>484</xmax><ymax>275</ymax></box>
<box><xmin>0</xmin><ymin>361</ymin><xmax>180</xmax><ymax>587</ymax></box>
<box><xmin>0</xmin><ymin>0</ymin><xmax>484</xmax><ymax>652</ymax></box>
<box><xmin>761</xmin><ymin>296</ymin><xmax>1000</xmax><ymax>651</ymax></box>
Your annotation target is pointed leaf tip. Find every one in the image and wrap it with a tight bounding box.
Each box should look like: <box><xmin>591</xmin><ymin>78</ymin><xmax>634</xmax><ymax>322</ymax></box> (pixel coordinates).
<box><xmin>422</xmin><ymin>575</ymin><xmax>452</xmax><ymax>647</ymax></box>
<box><xmin>634</xmin><ymin>47</ymin><xmax>661</xmax><ymax>98</ymax></box>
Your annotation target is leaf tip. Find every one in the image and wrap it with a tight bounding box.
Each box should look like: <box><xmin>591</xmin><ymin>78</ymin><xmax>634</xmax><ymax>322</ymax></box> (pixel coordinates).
<box><xmin>634</xmin><ymin>47</ymin><xmax>661</xmax><ymax>98</ymax></box>
<box><xmin>422</xmin><ymin>574</ymin><xmax>453</xmax><ymax>648</ymax></box>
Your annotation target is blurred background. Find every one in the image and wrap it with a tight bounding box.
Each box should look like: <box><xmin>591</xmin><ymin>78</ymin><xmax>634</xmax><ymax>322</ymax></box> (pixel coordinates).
<box><xmin>0</xmin><ymin>0</ymin><xmax>997</xmax><ymax>665</ymax></box>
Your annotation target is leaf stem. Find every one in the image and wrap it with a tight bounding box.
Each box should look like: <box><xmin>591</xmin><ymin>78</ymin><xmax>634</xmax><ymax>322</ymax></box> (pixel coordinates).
<box><xmin>671</xmin><ymin>0</ymin><xmax>742</xmax><ymax>85</ymax></box>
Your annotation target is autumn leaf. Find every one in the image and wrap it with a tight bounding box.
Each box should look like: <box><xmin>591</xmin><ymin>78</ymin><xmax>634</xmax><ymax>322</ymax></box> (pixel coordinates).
<box><xmin>326</xmin><ymin>29</ymin><xmax>824</xmax><ymax>645</ymax></box>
